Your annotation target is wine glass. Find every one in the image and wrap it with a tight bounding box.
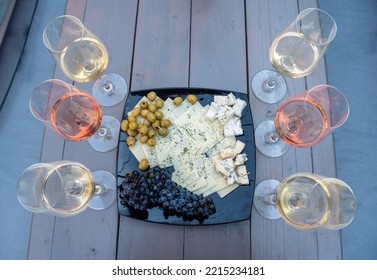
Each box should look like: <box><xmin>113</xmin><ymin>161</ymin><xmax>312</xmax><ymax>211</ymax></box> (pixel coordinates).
<box><xmin>253</xmin><ymin>173</ymin><xmax>356</xmax><ymax>230</ymax></box>
<box><xmin>251</xmin><ymin>8</ymin><xmax>337</xmax><ymax>104</ymax></box>
<box><xmin>43</xmin><ymin>15</ymin><xmax>127</xmax><ymax>107</ymax></box>
<box><xmin>254</xmin><ymin>85</ymin><xmax>349</xmax><ymax>157</ymax></box>
<box><xmin>17</xmin><ymin>161</ymin><xmax>117</xmax><ymax>216</ymax></box>
<box><xmin>30</xmin><ymin>79</ymin><xmax>120</xmax><ymax>152</ymax></box>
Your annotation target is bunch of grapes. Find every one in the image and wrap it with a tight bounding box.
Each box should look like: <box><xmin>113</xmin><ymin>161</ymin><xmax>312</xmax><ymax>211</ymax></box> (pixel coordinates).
<box><xmin>119</xmin><ymin>166</ymin><xmax>216</xmax><ymax>222</ymax></box>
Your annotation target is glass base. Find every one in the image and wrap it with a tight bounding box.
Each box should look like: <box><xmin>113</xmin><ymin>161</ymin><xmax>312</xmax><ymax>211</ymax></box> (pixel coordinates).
<box><xmin>92</xmin><ymin>73</ymin><xmax>128</xmax><ymax>107</ymax></box>
<box><xmin>88</xmin><ymin>115</ymin><xmax>120</xmax><ymax>152</ymax></box>
<box><xmin>251</xmin><ymin>70</ymin><xmax>287</xmax><ymax>104</ymax></box>
<box><xmin>89</xmin><ymin>170</ymin><xmax>117</xmax><ymax>210</ymax></box>
<box><xmin>255</xmin><ymin>120</ymin><xmax>289</xmax><ymax>157</ymax></box>
<box><xmin>253</xmin><ymin>179</ymin><xmax>281</xmax><ymax>220</ymax></box>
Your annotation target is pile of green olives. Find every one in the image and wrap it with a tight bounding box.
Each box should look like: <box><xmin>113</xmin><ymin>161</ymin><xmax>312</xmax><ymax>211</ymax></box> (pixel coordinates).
<box><xmin>121</xmin><ymin>91</ymin><xmax>173</xmax><ymax>148</ymax></box>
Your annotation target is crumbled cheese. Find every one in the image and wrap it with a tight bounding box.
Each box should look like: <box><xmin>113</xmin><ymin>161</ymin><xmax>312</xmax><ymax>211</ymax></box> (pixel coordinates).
<box><xmin>205</xmin><ymin>102</ymin><xmax>220</xmax><ymax>122</ymax></box>
<box><xmin>234</xmin><ymin>140</ymin><xmax>245</xmax><ymax>154</ymax></box>
<box><xmin>224</xmin><ymin>116</ymin><xmax>243</xmax><ymax>137</ymax></box>
<box><xmin>227</xmin><ymin>171</ymin><xmax>238</xmax><ymax>185</ymax></box>
<box><xmin>227</xmin><ymin>92</ymin><xmax>237</xmax><ymax>106</ymax></box>
<box><xmin>214</xmin><ymin>95</ymin><xmax>229</xmax><ymax>106</ymax></box>
<box><xmin>235</xmin><ymin>165</ymin><xmax>249</xmax><ymax>185</ymax></box>
<box><xmin>215</xmin><ymin>158</ymin><xmax>234</xmax><ymax>177</ymax></box>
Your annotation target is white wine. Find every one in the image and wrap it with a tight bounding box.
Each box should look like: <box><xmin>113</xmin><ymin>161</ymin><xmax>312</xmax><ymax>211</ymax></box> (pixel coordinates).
<box><xmin>43</xmin><ymin>162</ymin><xmax>95</xmax><ymax>216</ymax></box>
<box><xmin>277</xmin><ymin>174</ymin><xmax>330</xmax><ymax>230</ymax></box>
<box><xmin>270</xmin><ymin>32</ymin><xmax>319</xmax><ymax>78</ymax></box>
<box><xmin>59</xmin><ymin>37</ymin><xmax>109</xmax><ymax>83</ymax></box>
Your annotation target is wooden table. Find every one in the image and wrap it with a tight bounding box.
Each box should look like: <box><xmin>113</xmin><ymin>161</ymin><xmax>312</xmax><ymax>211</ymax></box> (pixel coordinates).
<box><xmin>28</xmin><ymin>0</ymin><xmax>341</xmax><ymax>260</ymax></box>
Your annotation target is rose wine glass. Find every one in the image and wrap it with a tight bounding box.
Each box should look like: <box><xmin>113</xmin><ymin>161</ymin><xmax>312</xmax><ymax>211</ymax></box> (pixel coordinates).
<box><xmin>17</xmin><ymin>161</ymin><xmax>117</xmax><ymax>216</ymax></box>
<box><xmin>30</xmin><ymin>79</ymin><xmax>120</xmax><ymax>152</ymax></box>
<box><xmin>254</xmin><ymin>85</ymin><xmax>349</xmax><ymax>157</ymax></box>
<box><xmin>43</xmin><ymin>15</ymin><xmax>127</xmax><ymax>107</ymax></box>
<box><xmin>251</xmin><ymin>8</ymin><xmax>337</xmax><ymax>104</ymax></box>
<box><xmin>253</xmin><ymin>173</ymin><xmax>356</xmax><ymax>230</ymax></box>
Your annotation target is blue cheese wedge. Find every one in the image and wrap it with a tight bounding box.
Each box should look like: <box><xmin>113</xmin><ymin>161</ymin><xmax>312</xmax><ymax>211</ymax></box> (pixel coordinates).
<box><xmin>220</xmin><ymin>147</ymin><xmax>238</xmax><ymax>159</ymax></box>
<box><xmin>235</xmin><ymin>165</ymin><xmax>249</xmax><ymax>185</ymax></box>
<box><xmin>215</xmin><ymin>158</ymin><xmax>234</xmax><ymax>177</ymax></box>
<box><xmin>224</xmin><ymin>116</ymin><xmax>243</xmax><ymax>136</ymax></box>
<box><xmin>234</xmin><ymin>153</ymin><xmax>248</xmax><ymax>166</ymax></box>
<box><xmin>205</xmin><ymin>102</ymin><xmax>221</xmax><ymax>122</ymax></box>
<box><xmin>226</xmin><ymin>92</ymin><xmax>237</xmax><ymax>106</ymax></box>
<box><xmin>214</xmin><ymin>95</ymin><xmax>229</xmax><ymax>106</ymax></box>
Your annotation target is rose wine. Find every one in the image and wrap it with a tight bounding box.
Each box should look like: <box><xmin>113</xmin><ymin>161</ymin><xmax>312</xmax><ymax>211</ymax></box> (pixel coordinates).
<box><xmin>59</xmin><ymin>37</ymin><xmax>108</xmax><ymax>83</ymax></box>
<box><xmin>43</xmin><ymin>162</ymin><xmax>95</xmax><ymax>216</ymax></box>
<box><xmin>50</xmin><ymin>91</ymin><xmax>102</xmax><ymax>141</ymax></box>
<box><xmin>269</xmin><ymin>32</ymin><xmax>319</xmax><ymax>78</ymax></box>
<box><xmin>277</xmin><ymin>174</ymin><xmax>330</xmax><ymax>230</ymax></box>
<box><xmin>274</xmin><ymin>96</ymin><xmax>327</xmax><ymax>148</ymax></box>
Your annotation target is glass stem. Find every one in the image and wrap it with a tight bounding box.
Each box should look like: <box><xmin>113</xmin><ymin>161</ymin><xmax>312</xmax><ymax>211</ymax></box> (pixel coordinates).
<box><xmin>97</xmin><ymin>126</ymin><xmax>112</xmax><ymax>139</ymax></box>
<box><xmin>263</xmin><ymin>193</ymin><xmax>277</xmax><ymax>206</ymax></box>
<box><xmin>264</xmin><ymin>80</ymin><xmax>276</xmax><ymax>92</ymax></box>
<box><xmin>94</xmin><ymin>183</ymin><xmax>107</xmax><ymax>197</ymax></box>
<box><xmin>264</xmin><ymin>131</ymin><xmax>280</xmax><ymax>144</ymax></box>
<box><xmin>102</xmin><ymin>81</ymin><xmax>114</xmax><ymax>96</ymax></box>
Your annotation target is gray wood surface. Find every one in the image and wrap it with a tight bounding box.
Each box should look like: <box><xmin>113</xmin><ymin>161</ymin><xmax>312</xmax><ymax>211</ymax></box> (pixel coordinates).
<box><xmin>27</xmin><ymin>0</ymin><xmax>342</xmax><ymax>260</ymax></box>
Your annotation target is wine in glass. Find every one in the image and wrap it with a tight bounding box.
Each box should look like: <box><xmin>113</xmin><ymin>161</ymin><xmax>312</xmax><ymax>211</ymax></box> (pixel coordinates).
<box><xmin>255</xmin><ymin>85</ymin><xmax>349</xmax><ymax>157</ymax></box>
<box><xmin>17</xmin><ymin>161</ymin><xmax>117</xmax><ymax>216</ymax></box>
<box><xmin>251</xmin><ymin>8</ymin><xmax>337</xmax><ymax>104</ymax></box>
<box><xmin>43</xmin><ymin>15</ymin><xmax>127</xmax><ymax>107</ymax></box>
<box><xmin>253</xmin><ymin>173</ymin><xmax>356</xmax><ymax>230</ymax></box>
<box><xmin>30</xmin><ymin>79</ymin><xmax>120</xmax><ymax>152</ymax></box>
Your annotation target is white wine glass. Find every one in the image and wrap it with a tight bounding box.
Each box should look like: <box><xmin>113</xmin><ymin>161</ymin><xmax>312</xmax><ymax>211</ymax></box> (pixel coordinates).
<box><xmin>254</xmin><ymin>85</ymin><xmax>349</xmax><ymax>157</ymax></box>
<box><xmin>43</xmin><ymin>15</ymin><xmax>127</xmax><ymax>107</ymax></box>
<box><xmin>253</xmin><ymin>173</ymin><xmax>356</xmax><ymax>230</ymax></box>
<box><xmin>30</xmin><ymin>79</ymin><xmax>120</xmax><ymax>152</ymax></box>
<box><xmin>251</xmin><ymin>8</ymin><xmax>337</xmax><ymax>104</ymax></box>
<box><xmin>17</xmin><ymin>161</ymin><xmax>117</xmax><ymax>216</ymax></box>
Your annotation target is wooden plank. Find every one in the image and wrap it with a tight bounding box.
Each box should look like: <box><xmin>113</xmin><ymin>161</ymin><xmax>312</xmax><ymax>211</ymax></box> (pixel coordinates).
<box><xmin>117</xmin><ymin>0</ymin><xmax>190</xmax><ymax>259</ymax></box>
<box><xmin>246</xmin><ymin>0</ymin><xmax>319</xmax><ymax>259</ymax></box>
<box><xmin>45</xmin><ymin>0</ymin><xmax>138</xmax><ymax>259</ymax></box>
<box><xmin>185</xmin><ymin>0</ymin><xmax>250</xmax><ymax>260</ymax></box>
<box><xmin>299</xmin><ymin>0</ymin><xmax>342</xmax><ymax>260</ymax></box>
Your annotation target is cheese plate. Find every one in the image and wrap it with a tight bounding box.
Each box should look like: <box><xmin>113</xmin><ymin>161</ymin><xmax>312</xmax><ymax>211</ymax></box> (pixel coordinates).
<box><xmin>117</xmin><ymin>88</ymin><xmax>255</xmax><ymax>225</ymax></box>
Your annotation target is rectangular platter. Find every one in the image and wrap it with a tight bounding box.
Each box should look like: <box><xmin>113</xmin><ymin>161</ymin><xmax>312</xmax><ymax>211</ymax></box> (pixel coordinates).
<box><xmin>117</xmin><ymin>88</ymin><xmax>255</xmax><ymax>225</ymax></box>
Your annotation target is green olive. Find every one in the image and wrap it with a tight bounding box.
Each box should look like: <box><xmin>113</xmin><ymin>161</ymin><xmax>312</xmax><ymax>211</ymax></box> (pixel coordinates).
<box><xmin>140</xmin><ymin>100</ymin><xmax>149</xmax><ymax>109</ymax></box>
<box><xmin>173</xmin><ymin>96</ymin><xmax>183</xmax><ymax>106</ymax></box>
<box><xmin>160</xmin><ymin>119</ymin><xmax>172</xmax><ymax>128</ymax></box>
<box><xmin>146</xmin><ymin>112</ymin><xmax>157</xmax><ymax>123</ymax></box>
<box><xmin>155</xmin><ymin>99</ymin><xmax>164</xmax><ymax>108</ymax></box>
<box><xmin>127</xmin><ymin>129</ymin><xmax>138</xmax><ymax>137</ymax></box>
<box><xmin>154</xmin><ymin>111</ymin><xmax>164</xmax><ymax>120</ymax></box>
<box><xmin>148</xmin><ymin>103</ymin><xmax>157</xmax><ymax>113</ymax></box>
<box><xmin>128</xmin><ymin>115</ymin><xmax>136</xmax><ymax>123</ymax></box>
<box><xmin>120</xmin><ymin>120</ymin><xmax>129</xmax><ymax>132</ymax></box>
<box><xmin>129</xmin><ymin>121</ymin><xmax>139</xmax><ymax>131</ymax></box>
<box><xmin>132</xmin><ymin>107</ymin><xmax>141</xmax><ymax>117</ymax></box>
<box><xmin>138</xmin><ymin>159</ymin><xmax>149</xmax><ymax>171</ymax></box>
<box><xmin>157</xmin><ymin>127</ymin><xmax>169</xmax><ymax>137</ymax></box>
<box><xmin>141</xmin><ymin>109</ymin><xmax>149</xmax><ymax>117</ymax></box>
<box><xmin>139</xmin><ymin>135</ymin><xmax>149</xmax><ymax>144</ymax></box>
<box><xmin>126</xmin><ymin>136</ymin><xmax>136</xmax><ymax>147</ymax></box>
<box><xmin>152</xmin><ymin>120</ymin><xmax>160</xmax><ymax>129</ymax></box>
<box><xmin>139</xmin><ymin>124</ymin><xmax>148</xmax><ymax>135</ymax></box>
<box><xmin>147</xmin><ymin>91</ymin><xmax>157</xmax><ymax>101</ymax></box>
<box><xmin>147</xmin><ymin>128</ymin><xmax>156</xmax><ymax>138</ymax></box>
<box><xmin>143</xmin><ymin>119</ymin><xmax>151</xmax><ymax>127</ymax></box>
<box><xmin>147</xmin><ymin>138</ymin><xmax>156</xmax><ymax>147</ymax></box>
<box><xmin>187</xmin><ymin>94</ymin><xmax>197</xmax><ymax>104</ymax></box>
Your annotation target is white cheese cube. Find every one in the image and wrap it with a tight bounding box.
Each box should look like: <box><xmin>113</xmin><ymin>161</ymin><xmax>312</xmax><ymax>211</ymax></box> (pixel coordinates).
<box><xmin>234</xmin><ymin>153</ymin><xmax>248</xmax><ymax>166</ymax></box>
<box><xmin>227</xmin><ymin>92</ymin><xmax>237</xmax><ymax>105</ymax></box>
<box><xmin>224</xmin><ymin>116</ymin><xmax>243</xmax><ymax>136</ymax></box>
<box><xmin>233</xmin><ymin>98</ymin><xmax>247</xmax><ymax>117</ymax></box>
<box><xmin>214</xmin><ymin>95</ymin><xmax>229</xmax><ymax>106</ymax></box>
<box><xmin>234</xmin><ymin>140</ymin><xmax>245</xmax><ymax>154</ymax></box>
<box><xmin>217</xmin><ymin>105</ymin><xmax>234</xmax><ymax>125</ymax></box>
<box><xmin>220</xmin><ymin>147</ymin><xmax>237</xmax><ymax>159</ymax></box>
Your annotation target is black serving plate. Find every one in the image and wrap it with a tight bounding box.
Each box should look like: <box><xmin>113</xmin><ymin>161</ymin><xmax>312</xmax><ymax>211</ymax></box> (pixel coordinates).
<box><xmin>117</xmin><ymin>88</ymin><xmax>256</xmax><ymax>225</ymax></box>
